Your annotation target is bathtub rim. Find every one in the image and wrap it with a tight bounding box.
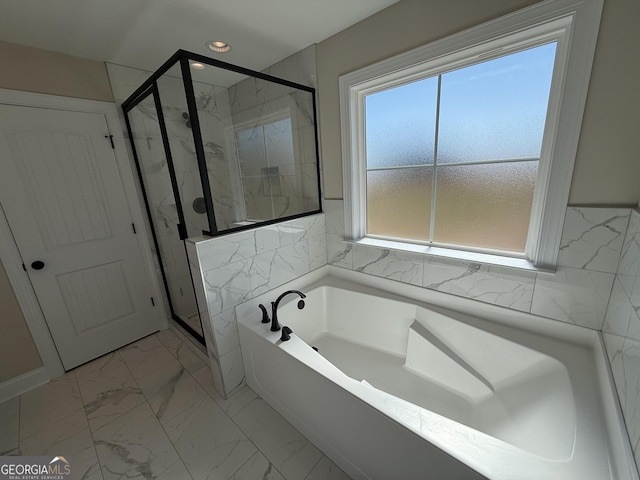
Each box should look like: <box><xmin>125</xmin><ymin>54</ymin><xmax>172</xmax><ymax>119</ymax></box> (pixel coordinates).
<box><xmin>235</xmin><ymin>265</ymin><xmax>639</xmax><ymax>480</ymax></box>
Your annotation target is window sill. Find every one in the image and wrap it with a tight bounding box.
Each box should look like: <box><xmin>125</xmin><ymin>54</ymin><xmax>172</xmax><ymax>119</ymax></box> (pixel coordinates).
<box><xmin>346</xmin><ymin>237</ymin><xmax>554</xmax><ymax>274</ymax></box>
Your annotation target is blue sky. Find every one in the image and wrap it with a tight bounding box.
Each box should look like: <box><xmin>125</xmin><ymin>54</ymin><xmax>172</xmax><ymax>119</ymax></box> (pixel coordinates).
<box><xmin>365</xmin><ymin>42</ymin><xmax>557</xmax><ymax>169</ymax></box>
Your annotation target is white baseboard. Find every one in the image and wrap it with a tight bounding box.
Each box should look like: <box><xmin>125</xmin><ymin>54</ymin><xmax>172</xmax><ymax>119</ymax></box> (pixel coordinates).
<box><xmin>0</xmin><ymin>367</ymin><xmax>51</xmax><ymax>403</ymax></box>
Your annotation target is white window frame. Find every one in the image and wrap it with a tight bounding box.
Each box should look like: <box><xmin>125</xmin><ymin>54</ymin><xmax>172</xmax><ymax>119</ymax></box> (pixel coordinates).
<box><xmin>339</xmin><ymin>0</ymin><xmax>603</xmax><ymax>270</ymax></box>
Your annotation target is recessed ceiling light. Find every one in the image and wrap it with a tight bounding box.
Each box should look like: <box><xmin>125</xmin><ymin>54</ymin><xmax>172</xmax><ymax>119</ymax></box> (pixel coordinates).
<box><xmin>207</xmin><ymin>40</ymin><xmax>231</xmax><ymax>53</ymax></box>
<box><xmin>191</xmin><ymin>62</ymin><xmax>206</xmax><ymax>70</ymax></box>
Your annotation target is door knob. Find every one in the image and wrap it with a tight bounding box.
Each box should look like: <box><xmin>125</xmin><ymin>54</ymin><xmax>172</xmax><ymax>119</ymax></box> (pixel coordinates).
<box><xmin>31</xmin><ymin>260</ymin><xmax>45</xmax><ymax>270</ymax></box>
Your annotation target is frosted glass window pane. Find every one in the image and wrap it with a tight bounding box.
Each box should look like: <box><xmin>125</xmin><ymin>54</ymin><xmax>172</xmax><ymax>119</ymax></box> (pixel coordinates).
<box><xmin>365</xmin><ymin>78</ymin><xmax>438</xmax><ymax>168</ymax></box>
<box><xmin>433</xmin><ymin>161</ymin><xmax>538</xmax><ymax>252</ymax></box>
<box><xmin>237</xmin><ymin>127</ymin><xmax>267</xmax><ymax>176</ymax></box>
<box><xmin>367</xmin><ymin>167</ymin><xmax>432</xmax><ymax>241</ymax></box>
<box><xmin>264</xmin><ymin>118</ymin><xmax>295</xmax><ymax>167</ymax></box>
<box><xmin>438</xmin><ymin>43</ymin><xmax>556</xmax><ymax>164</ymax></box>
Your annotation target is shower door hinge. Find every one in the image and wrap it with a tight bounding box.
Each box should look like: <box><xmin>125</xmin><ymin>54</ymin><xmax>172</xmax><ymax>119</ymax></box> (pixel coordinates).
<box><xmin>151</xmin><ymin>297</ymin><xmax>155</xmax><ymax>306</ymax></box>
<box><xmin>105</xmin><ymin>134</ymin><xmax>114</xmax><ymax>149</ymax></box>
<box><xmin>131</xmin><ymin>223</ymin><xmax>137</xmax><ymax>234</ymax></box>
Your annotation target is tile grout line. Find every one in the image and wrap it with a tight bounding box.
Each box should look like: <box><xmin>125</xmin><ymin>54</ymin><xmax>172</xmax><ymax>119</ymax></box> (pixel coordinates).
<box><xmin>69</xmin><ymin>367</ymin><xmax>105</xmax><ymax>480</ymax></box>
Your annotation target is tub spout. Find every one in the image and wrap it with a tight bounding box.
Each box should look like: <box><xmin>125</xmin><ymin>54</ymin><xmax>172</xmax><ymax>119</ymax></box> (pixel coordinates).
<box><xmin>271</xmin><ymin>289</ymin><xmax>306</xmax><ymax>332</ymax></box>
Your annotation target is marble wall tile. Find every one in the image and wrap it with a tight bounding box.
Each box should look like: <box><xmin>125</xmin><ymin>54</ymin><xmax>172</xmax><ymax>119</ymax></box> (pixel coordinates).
<box><xmin>601</xmin><ymin>209</ymin><xmax>640</xmax><ymax>474</ymax></box>
<box><xmin>308</xmin><ymin>234</ymin><xmax>328</xmax><ymax>271</ymax></box>
<box><xmin>619</xmin><ymin>211</ymin><xmax>640</xmax><ymax>285</ymax></box>
<box><xmin>92</xmin><ymin>403</ymin><xmax>190</xmax><ymax>480</ymax></box>
<box><xmin>324</xmin><ymin>200</ymin><xmax>353</xmax><ymax>269</ymax></box>
<box><xmin>197</xmin><ymin>231</ymin><xmax>257</xmax><ymax>270</ymax></box>
<box><xmin>424</xmin><ymin>259</ymin><xmax>535</xmax><ymax>312</ymax></box>
<box><xmin>203</xmin><ymin>259</ymin><xmax>253</xmax><ymax>316</ymax></box>
<box><xmin>603</xmin><ymin>333</ymin><xmax>640</xmax><ymax>469</ymax></box>
<box><xmin>557</xmin><ymin>207</ymin><xmax>630</xmax><ymax>273</ymax></box>
<box><xmin>190</xmin><ymin>214</ymin><xmax>326</xmax><ymax>397</ymax></box>
<box><xmin>218</xmin><ymin>346</ymin><xmax>246</xmax><ymax>395</ymax></box>
<box><xmin>0</xmin><ymin>397</ymin><xmax>19</xmax><ymax>455</ymax></box>
<box><xmin>353</xmin><ymin>244</ymin><xmax>423</xmax><ymax>286</ymax></box>
<box><xmin>531</xmin><ymin>267</ymin><xmax>614</xmax><ymax>329</ymax></box>
<box><xmin>248</xmin><ymin>242</ymin><xmax>310</xmax><ymax>296</ymax></box>
<box><xmin>603</xmin><ymin>279</ymin><xmax>640</xmax><ymax>339</ymax></box>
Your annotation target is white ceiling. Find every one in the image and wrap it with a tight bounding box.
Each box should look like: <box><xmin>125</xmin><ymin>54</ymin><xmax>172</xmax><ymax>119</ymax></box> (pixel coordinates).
<box><xmin>0</xmin><ymin>0</ymin><xmax>399</xmax><ymax>74</ymax></box>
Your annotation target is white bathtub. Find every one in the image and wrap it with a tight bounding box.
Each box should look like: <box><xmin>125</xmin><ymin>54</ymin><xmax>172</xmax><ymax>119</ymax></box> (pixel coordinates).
<box><xmin>237</xmin><ymin>267</ymin><xmax>638</xmax><ymax>480</ymax></box>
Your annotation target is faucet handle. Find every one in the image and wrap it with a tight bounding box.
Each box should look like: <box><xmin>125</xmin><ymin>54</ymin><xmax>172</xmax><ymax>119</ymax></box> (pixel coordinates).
<box><xmin>258</xmin><ymin>304</ymin><xmax>270</xmax><ymax>323</ymax></box>
<box><xmin>280</xmin><ymin>326</ymin><xmax>293</xmax><ymax>342</ymax></box>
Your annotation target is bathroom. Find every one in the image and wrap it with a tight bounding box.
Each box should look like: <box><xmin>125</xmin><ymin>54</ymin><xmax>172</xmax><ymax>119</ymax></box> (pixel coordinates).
<box><xmin>0</xmin><ymin>0</ymin><xmax>639</xmax><ymax>478</ymax></box>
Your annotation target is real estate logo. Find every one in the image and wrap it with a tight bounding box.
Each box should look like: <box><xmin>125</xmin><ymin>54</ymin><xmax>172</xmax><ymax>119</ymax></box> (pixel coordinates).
<box><xmin>0</xmin><ymin>456</ymin><xmax>71</xmax><ymax>480</ymax></box>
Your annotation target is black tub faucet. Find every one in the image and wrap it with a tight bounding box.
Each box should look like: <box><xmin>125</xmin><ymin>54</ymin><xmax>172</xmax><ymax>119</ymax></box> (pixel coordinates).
<box><xmin>270</xmin><ymin>290</ymin><xmax>306</xmax><ymax>332</ymax></box>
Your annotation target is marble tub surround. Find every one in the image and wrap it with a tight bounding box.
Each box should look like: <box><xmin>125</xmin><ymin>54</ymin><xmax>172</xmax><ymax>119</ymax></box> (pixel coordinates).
<box><xmin>325</xmin><ymin>200</ymin><xmax>628</xmax><ymax>330</ymax></box>
<box><xmin>0</xmin><ymin>329</ymin><xmax>350</xmax><ymax>480</ymax></box>
<box><xmin>188</xmin><ymin>213</ymin><xmax>327</xmax><ymax>397</ymax></box>
<box><xmin>603</xmin><ymin>209</ymin><xmax>640</xmax><ymax>471</ymax></box>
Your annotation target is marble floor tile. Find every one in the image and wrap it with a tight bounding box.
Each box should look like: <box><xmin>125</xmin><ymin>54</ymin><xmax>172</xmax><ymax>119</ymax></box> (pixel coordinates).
<box><xmin>191</xmin><ymin>364</ymin><xmax>219</xmax><ymax>398</ymax></box>
<box><xmin>20</xmin><ymin>373</ymin><xmax>84</xmax><ymax>439</ymax></box>
<box><xmin>20</xmin><ymin>408</ymin><xmax>102</xmax><ymax>480</ymax></box>
<box><xmin>229</xmin><ymin>451</ymin><xmax>285</xmax><ymax>480</ymax></box>
<box><xmin>175</xmin><ymin>341</ymin><xmax>207</xmax><ymax>374</ymax></box>
<box><xmin>305</xmin><ymin>456</ymin><xmax>351</xmax><ymax>480</ymax></box>
<box><xmin>0</xmin><ymin>397</ymin><xmax>19</xmax><ymax>455</ymax></box>
<box><xmin>212</xmin><ymin>385</ymin><xmax>258</xmax><ymax>418</ymax></box>
<box><xmin>119</xmin><ymin>335</ymin><xmax>207</xmax><ymax>424</ymax></box>
<box><xmin>162</xmin><ymin>395</ymin><xmax>256</xmax><ymax>480</ymax></box>
<box><xmin>233</xmin><ymin>398</ymin><xmax>322</xmax><ymax>480</ymax></box>
<box><xmin>156</xmin><ymin>329</ymin><xmax>183</xmax><ymax>356</ymax></box>
<box><xmin>74</xmin><ymin>352</ymin><xmax>146</xmax><ymax>431</ymax></box>
<box><xmin>92</xmin><ymin>402</ymin><xmax>191</xmax><ymax>480</ymax></box>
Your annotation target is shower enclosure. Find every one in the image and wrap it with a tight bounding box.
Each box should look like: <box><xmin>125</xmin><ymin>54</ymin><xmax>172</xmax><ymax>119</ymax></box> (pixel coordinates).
<box><xmin>122</xmin><ymin>50</ymin><xmax>321</xmax><ymax>345</ymax></box>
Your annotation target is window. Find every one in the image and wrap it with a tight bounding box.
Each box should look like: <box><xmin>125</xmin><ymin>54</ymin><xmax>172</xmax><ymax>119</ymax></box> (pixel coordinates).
<box><xmin>340</xmin><ymin>0</ymin><xmax>603</xmax><ymax>269</ymax></box>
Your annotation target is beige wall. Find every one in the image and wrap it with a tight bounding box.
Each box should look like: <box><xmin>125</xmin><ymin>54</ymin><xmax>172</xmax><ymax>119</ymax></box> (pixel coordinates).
<box><xmin>0</xmin><ymin>258</ymin><xmax>41</xmax><ymax>384</ymax></box>
<box><xmin>317</xmin><ymin>0</ymin><xmax>640</xmax><ymax>205</ymax></box>
<box><xmin>0</xmin><ymin>40</ymin><xmax>113</xmax><ymax>101</ymax></box>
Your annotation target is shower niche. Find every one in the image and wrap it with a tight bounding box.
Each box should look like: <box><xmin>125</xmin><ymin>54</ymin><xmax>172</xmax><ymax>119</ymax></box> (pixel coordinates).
<box><xmin>123</xmin><ymin>50</ymin><xmax>321</xmax><ymax>344</ymax></box>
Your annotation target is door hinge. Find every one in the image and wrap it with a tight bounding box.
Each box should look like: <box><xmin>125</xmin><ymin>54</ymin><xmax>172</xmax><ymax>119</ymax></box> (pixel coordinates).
<box><xmin>151</xmin><ymin>297</ymin><xmax>155</xmax><ymax>306</ymax></box>
<box><xmin>131</xmin><ymin>223</ymin><xmax>137</xmax><ymax>234</ymax></box>
<box><xmin>105</xmin><ymin>134</ymin><xmax>115</xmax><ymax>149</ymax></box>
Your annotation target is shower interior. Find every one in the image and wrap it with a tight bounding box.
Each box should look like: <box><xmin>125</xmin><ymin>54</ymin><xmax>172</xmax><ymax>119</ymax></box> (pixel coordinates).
<box><xmin>122</xmin><ymin>50</ymin><xmax>321</xmax><ymax>344</ymax></box>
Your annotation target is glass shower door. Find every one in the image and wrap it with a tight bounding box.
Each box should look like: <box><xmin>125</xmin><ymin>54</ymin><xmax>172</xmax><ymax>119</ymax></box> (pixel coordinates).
<box><xmin>126</xmin><ymin>88</ymin><xmax>205</xmax><ymax>342</ymax></box>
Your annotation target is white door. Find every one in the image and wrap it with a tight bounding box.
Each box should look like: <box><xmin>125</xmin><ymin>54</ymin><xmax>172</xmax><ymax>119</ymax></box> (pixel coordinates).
<box><xmin>0</xmin><ymin>104</ymin><xmax>159</xmax><ymax>370</ymax></box>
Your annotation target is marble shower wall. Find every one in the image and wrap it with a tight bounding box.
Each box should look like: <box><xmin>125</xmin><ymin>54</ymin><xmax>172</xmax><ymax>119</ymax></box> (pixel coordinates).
<box><xmin>228</xmin><ymin>45</ymin><xmax>319</xmax><ymax>221</ymax></box>
<box><xmin>602</xmin><ymin>208</ymin><xmax>640</xmax><ymax>471</ymax></box>
<box><xmin>187</xmin><ymin>214</ymin><xmax>327</xmax><ymax>397</ymax></box>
